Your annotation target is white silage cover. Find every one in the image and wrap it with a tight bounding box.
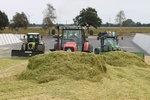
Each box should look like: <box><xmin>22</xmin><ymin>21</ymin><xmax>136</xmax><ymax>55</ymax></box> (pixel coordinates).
<box><xmin>133</xmin><ymin>33</ymin><xmax>150</xmax><ymax>54</ymax></box>
<box><xmin>0</xmin><ymin>34</ymin><xmax>22</xmax><ymax>45</ymax></box>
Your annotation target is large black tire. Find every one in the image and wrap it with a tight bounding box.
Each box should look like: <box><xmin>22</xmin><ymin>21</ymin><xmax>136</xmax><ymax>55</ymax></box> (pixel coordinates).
<box><xmin>94</xmin><ymin>48</ymin><xmax>100</xmax><ymax>54</ymax></box>
<box><xmin>37</xmin><ymin>44</ymin><xmax>45</xmax><ymax>53</ymax></box>
<box><xmin>103</xmin><ymin>45</ymin><xmax>109</xmax><ymax>52</ymax></box>
<box><xmin>54</xmin><ymin>43</ymin><xmax>61</xmax><ymax>50</ymax></box>
<box><xmin>21</xmin><ymin>44</ymin><xmax>26</xmax><ymax>51</ymax></box>
<box><xmin>89</xmin><ymin>45</ymin><xmax>93</xmax><ymax>53</ymax></box>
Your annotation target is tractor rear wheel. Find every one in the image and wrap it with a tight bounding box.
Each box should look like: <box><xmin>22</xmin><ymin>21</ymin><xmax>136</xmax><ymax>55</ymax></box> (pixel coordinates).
<box><xmin>21</xmin><ymin>44</ymin><xmax>26</xmax><ymax>51</ymax></box>
<box><xmin>37</xmin><ymin>44</ymin><xmax>45</xmax><ymax>53</ymax></box>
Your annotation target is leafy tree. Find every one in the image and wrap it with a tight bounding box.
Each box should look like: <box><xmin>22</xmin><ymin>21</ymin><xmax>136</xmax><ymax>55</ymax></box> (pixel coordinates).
<box><xmin>9</xmin><ymin>20</ymin><xmax>15</xmax><ymax>30</ymax></box>
<box><xmin>122</xmin><ymin>19</ymin><xmax>135</xmax><ymax>27</ymax></box>
<box><xmin>73</xmin><ymin>7</ymin><xmax>102</xmax><ymax>28</ymax></box>
<box><xmin>136</xmin><ymin>22</ymin><xmax>142</xmax><ymax>27</ymax></box>
<box><xmin>10</xmin><ymin>12</ymin><xmax>29</xmax><ymax>29</ymax></box>
<box><xmin>115</xmin><ymin>10</ymin><xmax>126</xmax><ymax>26</ymax></box>
<box><xmin>42</xmin><ymin>16</ymin><xmax>54</xmax><ymax>29</ymax></box>
<box><xmin>42</xmin><ymin>3</ymin><xmax>56</xmax><ymax>29</ymax></box>
<box><xmin>0</xmin><ymin>11</ymin><xmax>9</xmax><ymax>30</ymax></box>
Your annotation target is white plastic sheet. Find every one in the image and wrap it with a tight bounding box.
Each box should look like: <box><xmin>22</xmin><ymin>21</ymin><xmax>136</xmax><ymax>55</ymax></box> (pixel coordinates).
<box><xmin>0</xmin><ymin>34</ymin><xmax>22</xmax><ymax>45</ymax></box>
<box><xmin>133</xmin><ymin>33</ymin><xmax>150</xmax><ymax>54</ymax></box>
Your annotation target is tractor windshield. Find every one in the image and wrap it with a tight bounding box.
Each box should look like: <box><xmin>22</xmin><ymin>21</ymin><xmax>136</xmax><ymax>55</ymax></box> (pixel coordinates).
<box><xmin>27</xmin><ymin>35</ymin><xmax>39</xmax><ymax>43</ymax></box>
<box><xmin>62</xmin><ymin>30</ymin><xmax>82</xmax><ymax>45</ymax></box>
<box><xmin>104</xmin><ymin>38</ymin><xmax>119</xmax><ymax>48</ymax></box>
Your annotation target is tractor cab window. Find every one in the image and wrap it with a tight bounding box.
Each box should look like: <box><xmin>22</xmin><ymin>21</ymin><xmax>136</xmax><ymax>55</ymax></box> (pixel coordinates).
<box><xmin>62</xmin><ymin>30</ymin><xmax>82</xmax><ymax>44</ymax></box>
<box><xmin>27</xmin><ymin>35</ymin><xmax>39</xmax><ymax>42</ymax></box>
<box><xmin>104</xmin><ymin>38</ymin><xmax>118</xmax><ymax>46</ymax></box>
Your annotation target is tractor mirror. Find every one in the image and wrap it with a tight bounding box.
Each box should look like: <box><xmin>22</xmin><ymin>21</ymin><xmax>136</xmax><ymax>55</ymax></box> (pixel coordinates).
<box><xmin>121</xmin><ymin>36</ymin><xmax>123</xmax><ymax>40</ymax></box>
<box><xmin>56</xmin><ymin>26</ymin><xmax>60</xmax><ymax>30</ymax></box>
<box><xmin>97</xmin><ymin>37</ymin><xmax>99</xmax><ymax>40</ymax></box>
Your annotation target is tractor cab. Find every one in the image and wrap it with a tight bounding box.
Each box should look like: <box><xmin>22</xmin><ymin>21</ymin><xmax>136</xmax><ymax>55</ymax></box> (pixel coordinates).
<box><xmin>94</xmin><ymin>32</ymin><xmax>121</xmax><ymax>54</ymax></box>
<box><xmin>26</xmin><ymin>33</ymin><xmax>41</xmax><ymax>43</ymax></box>
<box><xmin>61</xmin><ymin>28</ymin><xmax>85</xmax><ymax>51</ymax></box>
<box><xmin>52</xmin><ymin>26</ymin><xmax>93</xmax><ymax>52</ymax></box>
<box><xmin>11</xmin><ymin>33</ymin><xmax>45</xmax><ymax>57</ymax></box>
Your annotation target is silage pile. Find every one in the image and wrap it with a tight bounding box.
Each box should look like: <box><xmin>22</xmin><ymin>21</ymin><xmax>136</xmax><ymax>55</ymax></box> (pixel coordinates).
<box><xmin>20</xmin><ymin>52</ymin><xmax>107</xmax><ymax>83</ymax></box>
<box><xmin>20</xmin><ymin>51</ymin><xmax>146</xmax><ymax>83</ymax></box>
<box><xmin>102</xmin><ymin>51</ymin><xmax>146</xmax><ymax>67</ymax></box>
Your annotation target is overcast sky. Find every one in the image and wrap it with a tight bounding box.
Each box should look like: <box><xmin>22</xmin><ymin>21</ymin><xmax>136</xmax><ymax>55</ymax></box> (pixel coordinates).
<box><xmin>0</xmin><ymin>0</ymin><xmax>149</xmax><ymax>24</ymax></box>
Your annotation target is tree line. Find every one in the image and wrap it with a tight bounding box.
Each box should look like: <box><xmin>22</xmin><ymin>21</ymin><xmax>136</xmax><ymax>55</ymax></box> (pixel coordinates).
<box><xmin>102</xmin><ymin>21</ymin><xmax>150</xmax><ymax>27</ymax></box>
<box><xmin>0</xmin><ymin>4</ymin><xmax>150</xmax><ymax>31</ymax></box>
<box><xmin>0</xmin><ymin>11</ymin><xmax>29</xmax><ymax>30</ymax></box>
<box><xmin>0</xmin><ymin>4</ymin><xmax>58</xmax><ymax>31</ymax></box>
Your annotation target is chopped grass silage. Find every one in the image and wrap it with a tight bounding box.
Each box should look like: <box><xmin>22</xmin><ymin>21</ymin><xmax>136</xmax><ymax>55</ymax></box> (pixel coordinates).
<box><xmin>102</xmin><ymin>51</ymin><xmax>146</xmax><ymax>67</ymax></box>
<box><xmin>1</xmin><ymin>52</ymin><xmax>150</xmax><ymax>99</ymax></box>
<box><xmin>19</xmin><ymin>51</ymin><xmax>147</xmax><ymax>83</ymax></box>
<box><xmin>20</xmin><ymin>52</ymin><xmax>107</xmax><ymax>83</ymax></box>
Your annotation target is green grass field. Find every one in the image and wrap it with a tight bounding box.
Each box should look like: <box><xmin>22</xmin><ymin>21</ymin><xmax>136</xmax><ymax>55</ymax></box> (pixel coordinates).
<box><xmin>93</xmin><ymin>27</ymin><xmax>150</xmax><ymax>35</ymax></box>
<box><xmin>0</xmin><ymin>27</ymin><xmax>49</xmax><ymax>35</ymax></box>
<box><xmin>0</xmin><ymin>27</ymin><xmax>150</xmax><ymax>36</ymax></box>
<box><xmin>0</xmin><ymin>52</ymin><xmax>150</xmax><ymax>100</ymax></box>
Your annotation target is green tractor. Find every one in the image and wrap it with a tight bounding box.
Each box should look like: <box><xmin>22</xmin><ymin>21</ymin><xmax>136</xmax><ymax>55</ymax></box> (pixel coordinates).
<box><xmin>94</xmin><ymin>32</ymin><xmax>145</xmax><ymax>59</ymax></box>
<box><xmin>11</xmin><ymin>33</ymin><xmax>45</xmax><ymax>57</ymax></box>
<box><xmin>94</xmin><ymin>32</ymin><xmax>121</xmax><ymax>54</ymax></box>
<box><xmin>51</xmin><ymin>26</ymin><xmax>93</xmax><ymax>52</ymax></box>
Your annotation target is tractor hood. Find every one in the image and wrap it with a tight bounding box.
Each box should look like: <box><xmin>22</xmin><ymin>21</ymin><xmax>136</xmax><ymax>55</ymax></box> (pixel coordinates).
<box><xmin>63</xmin><ymin>42</ymin><xmax>77</xmax><ymax>51</ymax></box>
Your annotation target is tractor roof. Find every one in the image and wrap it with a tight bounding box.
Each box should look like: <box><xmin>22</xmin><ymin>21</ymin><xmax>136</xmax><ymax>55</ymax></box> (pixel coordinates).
<box><xmin>61</xmin><ymin>26</ymin><xmax>83</xmax><ymax>30</ymax></box>
<box><xmin>99</xmin><ymin>32</ymin><xmax>117</xmax><ymax>38</ymax></box>
<box><xmin>62</xmin><ymin>28</ymin><xmax>83</xmax><ymax>31</ymax></box>
<box><xmin>27</xmin><ymin>33</ymin><xmax>40</xmax><ymax>35</ymax></box>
